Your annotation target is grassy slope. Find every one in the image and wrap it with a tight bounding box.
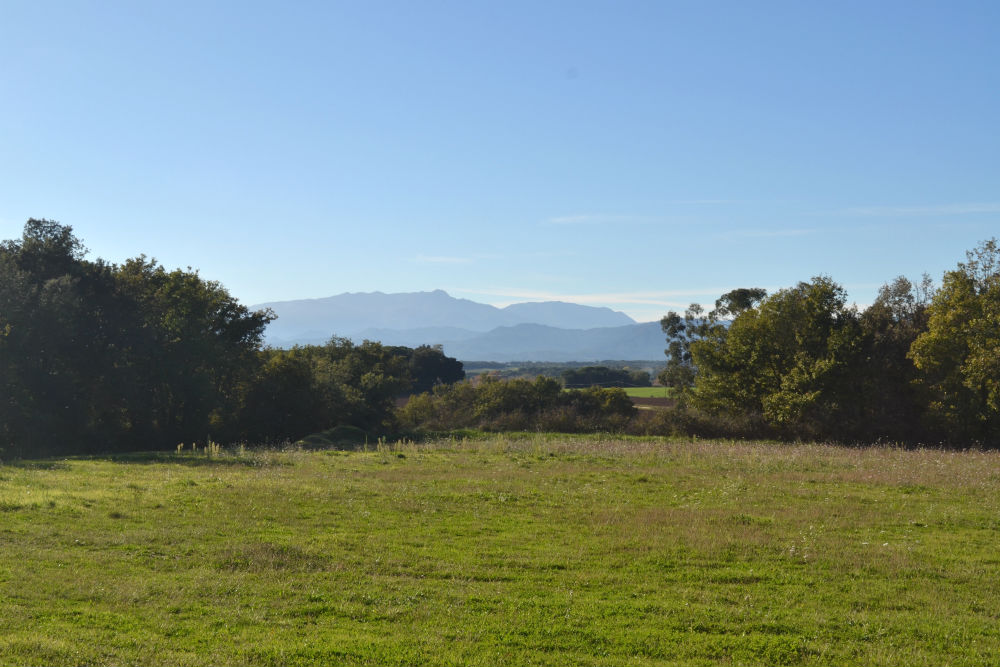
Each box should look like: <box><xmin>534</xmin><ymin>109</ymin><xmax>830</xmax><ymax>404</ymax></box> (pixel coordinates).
<box><xmin>2</xmin><ymin>436</ymin><xmax>1000</xmax><ymax>665</ymax></box>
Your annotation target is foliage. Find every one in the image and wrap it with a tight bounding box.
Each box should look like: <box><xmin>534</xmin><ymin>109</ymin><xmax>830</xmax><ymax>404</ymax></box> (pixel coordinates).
<box><xmin>399</xmin><ymin>376</ymin><xmax>636</xmax><ymax>433</ymax></box>
<box><xmin>688</xmin><ymin>277</ymin><xmax>861</xmax><ymax>439</ymax></box>
<box><xmin>909</xmin><ymin>238</ymin><xmax>1000</xmax><ymax>443</ymax></box>
<box><xmin>0</xmin><ymin>220</ymin><xmax>464</xmax><ymax>456</ymax></box>
<box><xmin>388</xmin><ymin>344</ymin><xmax>465</xmax><ymax>394</ymax></box>
<box><xmin>658</xmin><ymin>287</ymin><xmax>766</xmax><ymax>391</ymax></box>
<box><xmin>854</xmin><ymin>275</ymin><xmax>935</xmax><ymax>441</ymax></box>
<box><xmin>561</xmin><ymin>365</ymin><xmax>650</xmax><ymax>388</ymax></box>
<box><xmin>0</xmin><ymin>221</ymin><xmax>272</xmax><ymax>456</ymax></box>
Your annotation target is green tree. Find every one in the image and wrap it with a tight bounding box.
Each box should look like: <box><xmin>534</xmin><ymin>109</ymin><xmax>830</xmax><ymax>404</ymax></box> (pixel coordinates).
<box><xmin>562</xmin><ymin>366</ymin><xmax>649</xmax><ymax>388</ymax></box>
<box><xmin>659</xmin><ymin>288</ymin><xmax>766</xmax><ymax>391</ymax></box>
<box><xmin>855</xmin><ymin>275</ymin><xmax>933</xmax><ymax>441</ymax></box>
<box><xmin>392</xmin><ymin>344</ymin><xmax>465</xmax><ymax>394</ymax></box>
<box><xmin>0</xmin><ymin>220</ymin><xmax>273</xmax><ymax>455</ymax></box>
<box><xmin>690</xmin><ymin>278</ymin><xmax>861</xmax><ymax>439</ymax></box>
<box><xmin>909</xmin><ymin>239</ymin><xmax>1000</xmax><ymax>443</ymax></box>
<box><xmin>114</xmin><ymin>257</ymin><xmax>273</xmax><ymax>447</ymax></box>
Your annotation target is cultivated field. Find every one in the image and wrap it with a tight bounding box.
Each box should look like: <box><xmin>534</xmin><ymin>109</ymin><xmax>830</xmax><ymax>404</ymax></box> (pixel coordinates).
<box><xmin>2</xmin><ymin>435</ymin><xmax>1000</xmax><ymax>665</ymax></box>
<box><xmin>623</xmin><ymin>387</ymin><xmax>672</xmax><ymax>398</ymax></box>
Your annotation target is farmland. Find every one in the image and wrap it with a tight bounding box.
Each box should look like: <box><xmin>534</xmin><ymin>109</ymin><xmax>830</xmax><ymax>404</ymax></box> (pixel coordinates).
<box><xmin>623</xmin><ymin>386</ymin><xmax>672</xmax><ymax>398</ymax></box>
<box><xmin>2</xmin><ymin>435</ymin><xmax>1000</xmax><ymax>665</ymax></box>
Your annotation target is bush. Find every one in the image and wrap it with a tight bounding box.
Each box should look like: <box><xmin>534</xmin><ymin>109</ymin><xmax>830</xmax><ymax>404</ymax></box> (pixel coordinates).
<box><xmin>398</xmin><ymin>378</ymin><xmax>637</xmax><ymax>434</ymax></box>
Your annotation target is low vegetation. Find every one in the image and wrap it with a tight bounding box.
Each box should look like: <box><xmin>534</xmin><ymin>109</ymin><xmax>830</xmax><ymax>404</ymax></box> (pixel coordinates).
<box><xmin>399</xmin><ymin>376</ymin><xmax>636</xmax><ymax>433</ymax></box>
<box><xmin>2</xmin><ymin>435</ymin><xmax>999</xmax><ymax>665</ymax></box>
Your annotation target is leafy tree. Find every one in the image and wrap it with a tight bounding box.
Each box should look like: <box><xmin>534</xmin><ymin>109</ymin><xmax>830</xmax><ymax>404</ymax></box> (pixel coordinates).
<box><xmin>659</xmin><ymin>288</ymin><xmax>766</xmax><ymax>391</ymax></box>
<box><xmin>234</xmin><ymin>349</ymin><xmax>326</xmax><ymax>444</ymax></box>
<box><xmin>855</xmin><ymin>275</ymin><xmax>934</xmax><ymax>441</ymax></box>
<box><xmin>0</xmin><ymin>221</ymin><xmax>129</xmax><ymax>455</ymax></box>
<box><xmin>909</xmin><ymin>239</ymin><xmax>1000</xmax><ymax>443</ymax></box>
<box><xmin>391</xmin><ymin>344</ymin><xmax>465</xmax><ymax>394</ymax></box>
<box><xmin>113</xmin><ymin>256</ymin><xmax>273</xmax><ymax>447</ymax></box>
<box><xmin>689</xmin><ymin>278</ymin><xmax>861</xmax><ymax>439</ymax></box>
<box><xmin>0</xmin><ymin>220</ymin><xmax>273</xmax><ymax>455</ymax></box>
<box><xmin>562</xmin><ymin>366</ymin><xmax>650</xmax><ymax>388</ymax></box>
<box><xmin>308</xmin><ymin>337</ymin><xmax>412</xmax><ymax>432</ymax></box>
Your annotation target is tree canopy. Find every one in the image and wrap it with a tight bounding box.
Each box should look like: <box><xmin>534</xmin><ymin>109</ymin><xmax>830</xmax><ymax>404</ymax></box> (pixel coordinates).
<box><xmin>0</xmin><ymin>220</ymin><xmax>465</xmax><ymax>457</ymax></box>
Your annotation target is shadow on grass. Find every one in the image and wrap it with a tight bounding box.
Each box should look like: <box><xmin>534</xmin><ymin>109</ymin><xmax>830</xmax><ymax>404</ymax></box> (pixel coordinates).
<box><xmin>100</xmin><ymin>451</ymin><xmax>270</xmax><ymax>467</ymax></box>
<box><xmin>6</xmin><ymin>460</ymin><xmax>72</xmax><ymax>470</ymax></box>
<box><xmin>7</xmin><ymin>452</ymin><xmax>272</xmax><ymax>468</ymax></box>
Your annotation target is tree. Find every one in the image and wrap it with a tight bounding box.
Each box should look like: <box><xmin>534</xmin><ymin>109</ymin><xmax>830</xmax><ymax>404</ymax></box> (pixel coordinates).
<box><xmin>0</xmin><ymin>220</ymin><xmax>274</xmax><ymax>455</ymax></box>
<box><xmin>562</xmin><ymin>366</ymin><xmax>650</xmax><ymax>388</ymax></box>
<box><xmin>113</xmin><ymin>257</ymin><xmax>273</xmax><ymax>447</ymax></box>
<box><xmin>659</xmin><ymin>288</ymin><xmax>766</xmax><ymax>391</ymax></box>
<box><xmin>909</xmin><ymin>239</ymin><xmax>1000</xmax><ymax>443</ymax></box>
<box><xmin>689</xmin><ymin>278</ymin><xmax>861</xmax><ymax>439</ymax></box>
<box><xmin>855</xmin><ymin>275</ymin><xmax>933</xmax><ymax>441</ymax></box>
<box><xmin>392</xmin><ymin>344</ymin><xmax>465</xmax><ymax>394</ymax></box>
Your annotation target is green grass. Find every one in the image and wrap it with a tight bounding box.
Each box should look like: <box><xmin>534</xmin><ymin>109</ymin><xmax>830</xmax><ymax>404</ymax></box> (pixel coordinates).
<box><xmin>623</xmin><ymin>386</ymin><xmax>673</xmax><ymax>398</ymax></box>
<box><xmin>2</xmin><ymin>435</ymin><xmax>1000</xmax><ymax>665</ymax></box>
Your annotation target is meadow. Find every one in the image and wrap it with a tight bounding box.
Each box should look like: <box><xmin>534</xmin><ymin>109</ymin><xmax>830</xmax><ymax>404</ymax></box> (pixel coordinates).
<box><xmin>2</xmin><ymin>435</ymin><xmax>1000</xmax><ymax>666</ymax></box>
<box><xmin>623</xmin><ymin>387</ymin><xmax>673</xmax><ymax>398</ymax></box>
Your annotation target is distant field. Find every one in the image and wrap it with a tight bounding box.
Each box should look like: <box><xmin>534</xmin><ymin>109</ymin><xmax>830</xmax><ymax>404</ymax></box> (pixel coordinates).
<box><xmin>3</xmin><ymin>436</ymin><xmax>1000</xmax><ymax>665</ymax></box>
<box><xmin>623</xmin><ymin>386</ymin><xmax>672</xmax><ymax>398</ymax></box>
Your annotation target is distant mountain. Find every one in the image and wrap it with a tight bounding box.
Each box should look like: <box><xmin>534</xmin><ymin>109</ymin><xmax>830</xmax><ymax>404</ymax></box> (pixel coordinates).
<box><xmin>438</xmin><ymin>322</ymin><xmax>666</xmax><ymax>362</ymax></box>
<box><xmin>251</xmin><ymin>289</ymin><xmax>663</xmax><ymax>360</ymax></box>
<box><xmin>253</xmin><ymin>289</ymin><xmax>636</xmax><ymax>344</ymax></box>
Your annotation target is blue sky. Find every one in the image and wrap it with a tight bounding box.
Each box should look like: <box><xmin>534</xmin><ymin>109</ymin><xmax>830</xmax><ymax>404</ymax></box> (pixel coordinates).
<box><xmin>2</xmin><ymin>1</ymin><xmax>998</xmax><ymax>322</ymax></box>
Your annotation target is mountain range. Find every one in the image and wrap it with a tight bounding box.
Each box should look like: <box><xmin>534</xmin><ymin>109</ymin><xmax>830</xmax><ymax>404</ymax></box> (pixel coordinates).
<box><xmin>252</xmin><ymin>290</ymin><xmax>666</xmax><ymax>361</ymax></box>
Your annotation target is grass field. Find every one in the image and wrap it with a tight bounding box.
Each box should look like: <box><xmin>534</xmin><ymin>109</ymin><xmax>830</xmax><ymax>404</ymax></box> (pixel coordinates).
<box><xmin>3</xmin><ymin>435</ymin><xmax>1000</xmax><ymax>665</ymax></box>
<box><xmin>623</xmin><ymin>386</ymin><xmax>672</xmax><ymax>398</ymax></box>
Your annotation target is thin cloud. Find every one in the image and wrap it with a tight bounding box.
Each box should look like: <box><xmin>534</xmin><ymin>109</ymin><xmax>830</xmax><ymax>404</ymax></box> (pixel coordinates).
<box><xmin>715</xmin><ymin>228</ymin><xmax>816</xmax><ymax>240</ymax></box>
<box><xmin>452</xmin><ymin>288</ymin><xmax>739</xmax><ymax>308</ymax></box>
<box><xmin>842</xmin><ymin>203</ymin><xmax>1000</xmax><ymax>216</ymax></box>
<box><xmin>412</xmin><ymin>254</ymin><xmax>473</xmax><ymax>264</ymax></box>
<box><xmin>545</xmin><ymin>214</ymin><xmax>655</xmax><ymax>225</ymax></box>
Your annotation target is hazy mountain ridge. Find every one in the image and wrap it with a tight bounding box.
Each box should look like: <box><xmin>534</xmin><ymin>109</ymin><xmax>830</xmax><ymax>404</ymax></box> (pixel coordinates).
<box><xmin>440</xmin><ymin>322</ymin><xmax>666</xmax><ymax>362</ymax></box>
<box><xmin>253</xmin><ymin>290</ymin><xmax>662</xmax><ymax>361</ymax></box>
<box><xmin>255</xmin><ymin>290</ymin><xmax>635</xmax><ymax>338</ymax></box>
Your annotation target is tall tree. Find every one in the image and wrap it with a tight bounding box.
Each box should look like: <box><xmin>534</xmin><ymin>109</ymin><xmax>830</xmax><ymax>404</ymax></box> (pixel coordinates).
<box><xmin>0</xmin><ymin>220</ymin><xmax>273</xmax><ymax>455</ymax></box>
<box><xmin>855</xmin><ymin>275</ymin><xmax>934</xmax><ymax>441</ymax></box>
<box><xmin>690</xmin><ymin>278</ymin><xmax>861</xmax><ymax>439</ymax></box>
<box><xmin>659</xmin><ymin>288</ymin><xmax>766</xmax><ymax>391</ymax></box>
<box><xmin>909</xmin><ymin>239</ymin><xmax>1000</xmax><ymax>443</ymax></box>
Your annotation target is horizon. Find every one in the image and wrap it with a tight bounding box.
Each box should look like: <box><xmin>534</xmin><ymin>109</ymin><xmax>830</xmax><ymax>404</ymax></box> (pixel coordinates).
<box><xmin>3</xmin><ymin>1</ymin><xmax>998</xmax><ymax>323</ymax></box>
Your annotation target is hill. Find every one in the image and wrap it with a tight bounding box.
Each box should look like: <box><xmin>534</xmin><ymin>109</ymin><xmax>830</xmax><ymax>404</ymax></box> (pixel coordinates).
<box><xmin>254</xmin><ymin>290</ymin><xmax>655</xmax><ymax>360</ymax></box>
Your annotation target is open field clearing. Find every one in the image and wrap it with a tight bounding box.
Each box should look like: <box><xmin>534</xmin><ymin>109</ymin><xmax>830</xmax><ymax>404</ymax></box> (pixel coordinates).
<box><xmin>623</xmin><ymin>387</ymin><xmax>672</xmax><ymax>398</ymax></box>
<box><xmin>2</xmin><ymin>435</ymin><xmax>1000</xmax><ymax>665</ymax></box>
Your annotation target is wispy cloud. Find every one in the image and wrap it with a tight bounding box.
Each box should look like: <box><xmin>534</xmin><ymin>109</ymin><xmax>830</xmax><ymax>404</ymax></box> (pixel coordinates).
<box><xmin>841</xmin><ymin>203</ymin><xmax>1000</xmax><ymax>217</ymax></box>
<box><xmin>412</xmin><ymin>254</ymin><xmax>473</xmax><ymax>264</ymax></box>
<box><xmin>715</xmin><ymin>228</ymin><xmax>816</xmax><ymax>240</ymax></box>
<box><xmin>664</xmin><ymin>199</ymin><xmax>732</xmax><ymax>205</ymax></box>
<box><xmin>452</xmin><ymin>287</ymin><xmax>737</xmax><ymax>308</ymax></box>
<box><xmin>545</xmin><ymin>214</ymin><xmax>655</xmax><ymax>225</ymax></box>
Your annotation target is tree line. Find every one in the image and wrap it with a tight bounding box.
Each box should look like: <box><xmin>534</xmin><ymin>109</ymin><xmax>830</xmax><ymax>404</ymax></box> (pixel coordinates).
<box><xmin>5</xmin><ymin>220</ymin><xmax>998</xmax><ymax>453</ymax></box>
<box><xmin>0</xmin><ymin>220</ymin><xmax>464</xmax><ymax>458</ymax></box>
<box><xmin>656</xmin><ymin>239</ymin><xmax>1000</xmax><ymax>445</ymax></box>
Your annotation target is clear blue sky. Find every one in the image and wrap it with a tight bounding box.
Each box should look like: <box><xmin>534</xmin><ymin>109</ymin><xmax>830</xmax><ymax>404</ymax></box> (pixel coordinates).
<box><xmin>3</xmin><ymin>1</ymin><xmax>998</xmax><ymax>322</ymax></box>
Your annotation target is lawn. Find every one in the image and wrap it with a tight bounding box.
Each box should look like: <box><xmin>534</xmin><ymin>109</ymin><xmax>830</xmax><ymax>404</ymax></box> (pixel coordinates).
<box><xmin>2</xmin><ymin>435</ymin><xmax>1000</xmax><ymax>665</ymax></box>
<box><xmin>623</xmin><ymin>386</ymin><xmax>672</xmax><ymax>398</ymax></box>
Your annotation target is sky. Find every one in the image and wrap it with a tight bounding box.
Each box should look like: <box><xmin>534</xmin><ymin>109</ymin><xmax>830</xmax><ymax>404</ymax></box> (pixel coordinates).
<box><xmin>2</xmin><ymin>1</ymin><xmax>999</xmax><ymax>323</ymax></box>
